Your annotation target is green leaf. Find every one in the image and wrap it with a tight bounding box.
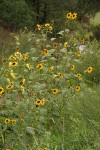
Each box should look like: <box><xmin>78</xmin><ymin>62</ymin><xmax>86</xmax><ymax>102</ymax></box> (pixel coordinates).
<box><xmin>57</xmin><ymin>31</ymin><xmax>64</xmax><ymax>35</ymax></box>
<box><xmin>26</xmin><ymin>127</ymin><xmax>35</xmax><ymax>135</ymax></box>
<box><xmin>60</xmin><ymin>48</ymin><xmax>67</xmax><ymax>53</ymax></box>
<box><xmin>50</xmin><ymin>38</ymin><xmax>56</xmax><ymax>41</ymax></box>
<box><xmin>65</xmin><ymin>29</ymin><xmax>70</xmax><ymax>33</ymax></box>
<box><xmin>39</xmin><ymin>108</ymin><xmax>47</xmax><ymax>115</ymax></box>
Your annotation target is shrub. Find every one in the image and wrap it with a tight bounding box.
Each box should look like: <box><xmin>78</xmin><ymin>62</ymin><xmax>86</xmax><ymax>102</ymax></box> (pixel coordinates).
<box><xmin>0</xmin><ymin>0</ymin><xmax>35</xmax><ymax>31</ymax></box>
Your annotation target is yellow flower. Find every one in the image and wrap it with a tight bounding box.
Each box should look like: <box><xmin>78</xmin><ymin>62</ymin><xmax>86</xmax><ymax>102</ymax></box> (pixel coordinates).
<box><xmin>48</xmin><ymin>26</ymin><xmax>53</xmax><ymax>31</ymax></box>
<box><xmin>35</xmin><ymin>99</ymin><xmax>41</xmax><ymax>106</ymax></box>
<box><xmin>15</xmin><ymin>52</ymin><xmax>22</xmax><ymax>59</ymax></box>
<box><xmin>20</xmin><ymin>79</ymin><xmax>25</xmax><ymax>85</ymax></box>
<box><xmin>22</xmin><ymin>54</ymin><xmax>29</xmax><ymax>61</ymax></box>
<box><xmin>26</xmin><ymin>63</ymin><xmax>31</xmax><ymax>70</ymax></box>
<box><xmin>21</xmin><ymin>86</ymin><xmax>25</xmax><ymax>93</ymax></box>
<box><xmin>53</xmin><ymin>74</ymin><xmax>58</xmax><ymax>79</ymax></box>
<box><xmin>58</xmin><ymin>73</ymin><xmax>63</xmax><ymax>78</ymax></box>
<box><xmin>80</xmin><ymin>38</ymin><xmax>84</xmax><ymax>44</ymax></box>
<box><xmin>10</xmin><ymin>71</ymin><xmax>16</xmax><ymax>80</ymax></box>
<box><xmin>0</xmin><ymin>87</ymin><xmax>4</xmax><ymax>95</ymax></box>
<box><xmin>76</xmin><ymin>73</ymin><xmax>81</xmax><ymax>78</ymax></box>
<box><xmin>44</xmin><ymin>148</ymin><xmax>48</xmax><ymax>150</ymax></box>
<box><xmin>66</xmin><ymin>12</ymin><xmax>72</xmax><ymax>19</ymax></box>
<box><xmin>44</xmin><ymin>23</ymin><xmax>50</xmax><ymax>27</ymax></box>
<box><xmin>6</xmin><ymin>149</ymin><xmax>11</xmax><ymax>150</ymax></box>
<box><xmin>9</xmin><ymin>62</ymin><xmax>18</xmax><ymax>67</ymax></box>
<box><xmin>6</xmin><ymin>78</ymin><xmax>11</xmax><ymax>83</ymax></box>
<box><xmin>20</xmin><ymin>118</ymin><xmax>24</xmax><ymax>122</ymax></box>
<box><xmin>49</xmin><ymin>66</ymin><xmax>54</xmax><ymax>72</ymax></box>
<box><xmin>7</xmin><ymin>85</ymin><xmax>14</xmax><ymax>90</ymax></box>
<box><xmin>70</xmin><ymin>65</ymin><xmax>75</xmax><ymax>71</ymax></box>
<box><xmin>9</xmin><ymin>56</ymin><xmax>16</xmax><ymax>61</ymax></box>
<box><xmin>11</xmin><ymin>119</ymin><xmax>16</xmax><ymax>124</ymax></box>
<box><xmin>53</xmin><ymin>88</ymin><xmax>59</xmax><ymax>95</ymax></box>
<box><xmin>75</xmin><ymin>85</ymin><xmax>81</xmax><ymax>91</ymax></box>
<box><xmin>40</xmin><ymin>98</ymin><xmax>45</xmax><ymax>105</ymax></box>
<box><xmin>37</xmin><ymin>64</ymin><xmax>43</xmax><ymax>70</ymax></box>
<box><xmin>5</xmin><ymin>118</ymin><xmax>10</xmax><ymax>124</ymax></box>
<box><xmin>64</xmin><ymin>42</ymin><xmax>68</xmax><ymax>48</ymax></box>
<box><xmin>77</xmin><ymin>50</ymin><xmax>81</xmax><ymax>57</ymax></box>
<box><xmin>53</xmin><ymin>43</ymin><xmax>58</xmax><ymax>49</ymax></box>
<box><xmin>42</xmin><ymin>49</ymin><xmax>49</xmax><ymax>55</ymax></box>
<box><xmin>71</xmin><ymin>13</ymin><xmax>77</xmax><ymax>19</ymax></box>
<box><xmin>37</xmin><ymin>24</ymin><xmax>41</xmax><ymax>31</ymax></box>
<box><xmin>16</xmin><ymin>47</ymin><xmax>20</xmax><ymax>51</ymax></box>
<box><xmin>87</xmin><ymin>67</ymin><xmax>93</xmax><ymax>73</ymax></box>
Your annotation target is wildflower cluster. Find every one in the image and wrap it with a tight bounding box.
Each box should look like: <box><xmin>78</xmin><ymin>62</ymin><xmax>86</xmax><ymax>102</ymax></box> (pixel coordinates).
<box><xmin>66</xmin><ymin>12</ymin><xmax>77</xmax><ymax>19</ymax></box>
<box><xmin>37</xmin><ymin>23</ymin><xmax>53</xmax><ymax>31</ymax></box>
<box><xmin>0</xmin><ymin>11</ymin><xmax>97</xmax><ymax>149</ymax></box>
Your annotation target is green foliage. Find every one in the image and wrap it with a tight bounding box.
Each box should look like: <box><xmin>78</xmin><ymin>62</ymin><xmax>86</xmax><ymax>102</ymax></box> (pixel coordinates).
<box><xmin>0</xmin><ymin>0</ymin><xmax>34</xmax><ymax>31</ymax></box>
<box><xmin>0</xmin><ymin>17</ymin><xmax>100</xmax><ymax>150</ymax></box>
<box><xmin>76</xmin><ymin>40</ymin><xmax>100</xmax><ymax>84</ymax></box>
<box><xmin>91</xmin><ymin>25</ymin><xmax>100</xmax><ymax>41</ymax></box>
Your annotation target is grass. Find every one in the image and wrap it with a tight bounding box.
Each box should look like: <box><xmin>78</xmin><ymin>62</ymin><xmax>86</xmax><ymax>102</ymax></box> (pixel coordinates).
<box><xmin>90</xmin><ymin>12</ymin><xmax>100</xmax><ymax>25</ymax></box>
<box><xmin>0</xmin><ymin>21</ymin><xmax>100</xmax><ymax>150</ymax></box>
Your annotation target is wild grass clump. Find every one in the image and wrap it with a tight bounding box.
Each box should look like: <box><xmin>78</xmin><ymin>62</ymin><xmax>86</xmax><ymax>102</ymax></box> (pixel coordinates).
<box><xmin>0</xmin><ymin>14</ymin><xmax>100</xmax><ymax>150</ymax></box>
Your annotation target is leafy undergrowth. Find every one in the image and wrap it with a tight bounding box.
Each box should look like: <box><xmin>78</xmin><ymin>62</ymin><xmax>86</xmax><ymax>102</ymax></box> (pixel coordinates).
<box><xmin>0</xmin><ymin>22</ymin><xmax>100</xmax><ymax>150</ymax></box>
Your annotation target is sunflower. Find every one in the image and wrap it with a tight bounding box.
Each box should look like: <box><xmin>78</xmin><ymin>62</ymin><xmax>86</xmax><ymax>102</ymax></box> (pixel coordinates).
<box><xmin>77</xmin><ymin>50</ymin><xmax>81</xmax><ymax>57</ymax></box>
<box><xmin>76</xmin><ymin>73</ymin><xmax>81</xmax><ymax>78</ymax></box>
<box><xmin>53</xmin><ymin>74</ymin><xmax>58</xmax><ymax>79</ymax></box>
<box><xmin>26</xmin><ymin>63</ymin><xmax>31</xmax><ymax>70</ymax></box>
<box><xmin>37</xmin><ymin>24</ymin><xmax>41</xmax><ymax>31</ymax></box>
<box><xmin>20</xmin><ymin>118</ymin><xmax>24</xmax><ymax>122</ymax></box>
<box><xmin>44</xmin><ymin>148</ymin><xmax>48</xmax><ymax>150</ymax></box>
<box><xmin>21</xmin><ymin>86</ymin><xmax>25</xmax><ymax>93</ymax></box>
<box><xmin>87</xmin><ymin>67</ymin><xmax>93</xmax><ymax>73</ymax></box>
<box><xmin>5</xmin><ymin>118</ymin><xmax>10</xmax><ymax>124</ymax></box>
<box><xmin>9</xmin><ymin>56</ymin><xmax>16</xmax><ymax>61</ymax></box>
<box><xmin>44</xmin><ymin>23</ymin><xmax>50</xmax><ymax>27</ymax></box>
<box><xmin>10</xmin><ymin>70</ymin><xmax>16</xmax><ymax>80</ymax></box>
<box><xmin>42</xmin><ymin>49</ymin><xmax>49</xmax><ymax>55</ymax></box>
<box><xmin>16</xmin><ymin>47</ymin><xmax>20</xmax><ymax>51</ymax></box>
<box><xmin>58</xmin><ymin>73</ymin><xmax>63</xmax><ymax>78</ymax></box>
<box><xmin>9</xmin><ymin>62</ymin><xmax>18</xmax><ymax>67</ymax></box>
<box><xmin>53</xmin><ymin>43</ymin><xmax>58</xmax><ymax>49</ymax></box>
<box><xmin>66</xmin><ymin>12</ymin><xmax>72</xmax><ymax>19</ymax></box>
<box><xmin>48</xmin><ymin>26</ymin><xmax>53</xmax><ymax>31</ymax></box>
<box><xmin>75</xmin><ymin>85</ymin><xmax>81</xmax><ymax>91</ymax></box>
<box><xmin>6</xmin><ymin>78</ymin><xmax>11</xmax><ymax>83</ymax></box>
<box><xmin>15</xmin><ymin>52</ymin><xmax>22</xmax><ymax>59</ymax></box>
<box><xmin>80</xmin><ymin>38</ymin><xmax>84</xmax><ymax>44</ymax></box>
<box><xmin>71</xmin><ymin>13</ymin><xmax>77</xmax><ymax>19</ymax></box>
<box><xmin>40</xmin><ymin>98</ymin><xmax>45</xmax><ymax>105</ymax></box>
<box><xmin>49</xmin><ymin>66</ymin><xmax>54</xmax><ymax>72</ymax></box>
<box><xmin>2</xmin><ymin>58</ymin><xmax>6</xmax><ymax>63</ymax></box>
<box><xmin>37</xmin><ymin>64</ymin><xmax>43</xmax><ymax>70</ymax></box>
<box><xmin>35</xmin><ymin>99</ymin><xmax>41</xmax><ymax>106</ymax></box>
<box><xmin>11</xmin><ymin>119</ymin><xmax>16</xmax><ymax>124</ymax></box>
<box><xmin>20</xmin><ymin>79</ymin><xmax>25</xmax><ymax>85</ymax></box>
<box><xmin>0</xmin><ymin>87</ymin><xmax>4</xmax><ymax>95</ymax></box>
<box><xmin>22</xmin><ymin>54</ymin><xmax>29</xmax><ymax>61</ymax></box>
<box><xmin>70</xmin><ymin>65</ymin><xmax>75</xmax><ymax>71</ymax></box>
<box><xmin>64</xmin><ymin>42</ymin><xmax>68</xmax><ymax>48</ymax></box>
<box><xmin>53</xmin><ymin>88</ymin><xmax>59</xmax><ymax>95</ymax></box>
<box><xmin>7</xmin><ymin>85</ymin><xmax>14</xmax><ymax>90</ymax></box>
